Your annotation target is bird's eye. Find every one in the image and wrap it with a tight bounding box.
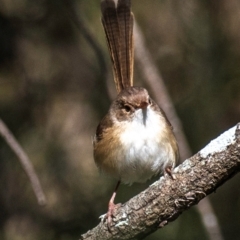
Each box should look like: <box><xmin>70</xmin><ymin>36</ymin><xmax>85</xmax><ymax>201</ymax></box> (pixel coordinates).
<box><xmin>124</xmin><ymin>105</ymin><xmax>131</xmax><ymax>112</ymax></box>
<box><xmin>148</xmin><ymin>98</ymin><xmax>152</xmax><ymax>105</ymax></box>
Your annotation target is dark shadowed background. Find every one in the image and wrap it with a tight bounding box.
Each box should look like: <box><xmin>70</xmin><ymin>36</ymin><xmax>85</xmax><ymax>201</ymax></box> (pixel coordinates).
<box><xmin>0</xmin><ymin>0</ymin><xmax>240</xmax><ymax>239</ymax></box>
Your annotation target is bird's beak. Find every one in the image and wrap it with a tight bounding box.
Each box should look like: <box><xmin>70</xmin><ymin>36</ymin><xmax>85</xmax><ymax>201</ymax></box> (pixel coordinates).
<box><xmin>140</xmin><ymin>101</ymin><xmax>148</xmax><ymax>109</ymax></box>
<box><xmin>140</xmin><ymin>101</ymin><xmax>148</xmax><ymax>125</ymax></box>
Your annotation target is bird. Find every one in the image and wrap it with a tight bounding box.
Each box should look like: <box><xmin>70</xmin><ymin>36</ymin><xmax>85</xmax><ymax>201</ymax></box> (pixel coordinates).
<box><xmin>93</xmin><ymin>0</ymin><xmax>179</xmax><ymax>228</ymax></box>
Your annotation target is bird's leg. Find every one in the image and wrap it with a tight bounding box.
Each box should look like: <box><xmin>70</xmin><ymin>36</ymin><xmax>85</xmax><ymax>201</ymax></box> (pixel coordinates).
<box><xmin>165</xmin><ymin>166</ymin><xmax>176</xmax><ymax>180</ymax></box>
<box><xmin>107</xmin><ymin>180</ymin><xmax>121</xmax><ymax>229</ymax></box>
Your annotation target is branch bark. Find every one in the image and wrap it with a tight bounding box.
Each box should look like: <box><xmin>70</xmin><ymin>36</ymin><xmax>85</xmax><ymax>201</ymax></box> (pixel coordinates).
<box><xmin>80</xmin><ymin>123</ymin><xmax>240</xmax><ymax>240</ymax></box>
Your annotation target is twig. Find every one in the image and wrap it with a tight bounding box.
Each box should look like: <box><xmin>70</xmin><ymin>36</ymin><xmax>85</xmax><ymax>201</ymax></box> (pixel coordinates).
<box><xmin>60</xmin><ymin>0</ymin><xmax>111</xmax><ymax>107</ymax></box>
<box><xmin>198</xmin><ymin>198</ymin><xmax>224</xmax><ymax>240</ymax></box>
<box><xmin>134</xmin><ymin>22</ymin><xmax>191</xmax><ymax>160</ymax></box>
<box><xmin>0</xmin><ymin>118</ymin><xmax>46</xmax><ymax>205</ymax></box>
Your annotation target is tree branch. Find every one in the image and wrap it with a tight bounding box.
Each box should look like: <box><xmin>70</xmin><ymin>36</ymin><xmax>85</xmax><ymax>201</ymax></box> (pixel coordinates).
<box><xmin>80</xmin><ymin>123</ymin><xmax>240</xmax><ymax>240</ymax></box>
<box><xmin>0</xmin><ymin>118</ymin><xmax>46</xmax><ymax>205</ymax></box>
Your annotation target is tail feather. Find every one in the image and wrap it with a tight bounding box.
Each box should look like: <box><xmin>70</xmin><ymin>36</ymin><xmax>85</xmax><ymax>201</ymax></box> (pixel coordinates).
<box><xmin>101</xmin><ymin>0</ymin><xmax>134</xmax><ymax>93</ymax></box>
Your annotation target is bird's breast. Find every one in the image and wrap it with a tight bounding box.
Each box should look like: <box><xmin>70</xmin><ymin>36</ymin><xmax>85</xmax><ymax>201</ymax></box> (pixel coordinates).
<box><xmin>94</xmin><ymin>107</ymin><xmax>177</xmax><ymax>184</ymax></box>
<box><xmin>116</xmin><ymin>108</ymin><xmax>175</xmax><ymax>183</ymax></box>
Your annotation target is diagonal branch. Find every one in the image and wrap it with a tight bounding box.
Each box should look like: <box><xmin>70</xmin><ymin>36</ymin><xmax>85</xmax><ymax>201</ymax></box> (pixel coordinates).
<box><xmin>134</xmin><ymin>22</ymin><xmax>191</xmax><ymax>161</ymax></box>
<box><xmin>80</xmin><ymin>123</ymin><xmax>240</xmax><ymax>240</ymax></box>
<box><xmin>133</xmin><ymin>21</ymin><xmax>224</xmax><ymax>240</ymax></box>
<box><xmin>0</xmin><ymin>118</ymin><xmax>46</xmax><ymax>205</ymax></box>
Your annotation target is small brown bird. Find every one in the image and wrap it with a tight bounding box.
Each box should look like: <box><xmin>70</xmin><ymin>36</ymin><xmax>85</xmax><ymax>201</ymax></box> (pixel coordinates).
<box><xmin>93</xmin><ymin>0</ymin><xmax>179</xmax><ymax>227</ymax></box>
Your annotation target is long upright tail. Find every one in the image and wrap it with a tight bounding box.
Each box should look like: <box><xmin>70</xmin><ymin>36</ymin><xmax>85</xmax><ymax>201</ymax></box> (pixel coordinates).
<box><xmin>101</xmin><ymin>0</ymin><xmax>134</xmax><ymax>93</ymax></box>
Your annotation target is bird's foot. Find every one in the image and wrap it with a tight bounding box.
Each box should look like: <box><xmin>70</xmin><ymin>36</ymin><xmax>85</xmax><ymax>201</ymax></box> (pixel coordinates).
<box><xmin>165</xmin><ymin>166</ymin><xmax>176</xmax><ymax>180</ymax></box>
<box><xmin>106</xmin><ymin>202</ymin><xmax>121</xmax><ymax>231</ymax></box>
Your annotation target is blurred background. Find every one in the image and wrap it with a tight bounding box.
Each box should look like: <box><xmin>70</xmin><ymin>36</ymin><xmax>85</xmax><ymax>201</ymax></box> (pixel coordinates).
<box><xmin>0</xmin><ymin>0</ymin><xmax>240</xmax><ymax>239</ymax></box>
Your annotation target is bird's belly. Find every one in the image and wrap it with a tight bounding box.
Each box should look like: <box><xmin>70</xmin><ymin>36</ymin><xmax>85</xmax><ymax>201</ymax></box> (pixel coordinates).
<box><xmin>116</xmin><ymin>121</ymin><xmax>175</xmax><ymax>184</ymax></box>
<box><xmin>94</xmin><ymin>109</ymin><xmax>177</xmax><ymax>184</ymax></box>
